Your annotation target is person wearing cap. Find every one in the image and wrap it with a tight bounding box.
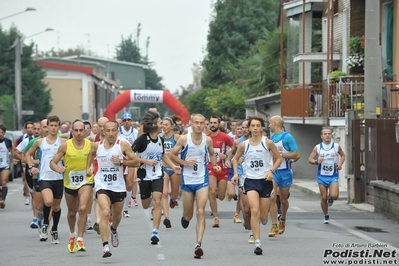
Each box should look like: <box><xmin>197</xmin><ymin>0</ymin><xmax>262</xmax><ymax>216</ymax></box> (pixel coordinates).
<box><xmin>119</xmin><ymin>113</ymin><xmax>139</xmax><ymax>216</ymax></box>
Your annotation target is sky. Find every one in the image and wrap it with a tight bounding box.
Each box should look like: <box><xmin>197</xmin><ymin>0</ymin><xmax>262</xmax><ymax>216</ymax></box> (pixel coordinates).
<box><xmin>0</xmin><ymin>0</ymin><xmax>214</xmax><ymax>93</ymax></box>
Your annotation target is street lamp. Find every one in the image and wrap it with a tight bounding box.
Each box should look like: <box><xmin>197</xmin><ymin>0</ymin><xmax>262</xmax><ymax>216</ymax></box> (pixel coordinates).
<box><xmin>0</xmin><ymin>7</ymin><xmax>36</xmax><ymax>21</ymax></box>
<box><xmin>14</xmin><ymin>28</ymin><xmax>54</xmax><ymax>129</ymax></box>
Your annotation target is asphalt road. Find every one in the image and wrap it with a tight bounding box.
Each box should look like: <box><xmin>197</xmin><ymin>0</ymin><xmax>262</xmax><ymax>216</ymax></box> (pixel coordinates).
<box><xmin>1</xmin><ymin>178</ymin><xmax>398</xmax><ymax>266</ymax></box>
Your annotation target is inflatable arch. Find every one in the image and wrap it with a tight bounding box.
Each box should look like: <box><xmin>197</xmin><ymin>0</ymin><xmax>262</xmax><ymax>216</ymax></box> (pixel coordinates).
<box><xmin>104</xmin><ymin>90</ymin><xmax>190</xmax><ymax>124</ymax></box>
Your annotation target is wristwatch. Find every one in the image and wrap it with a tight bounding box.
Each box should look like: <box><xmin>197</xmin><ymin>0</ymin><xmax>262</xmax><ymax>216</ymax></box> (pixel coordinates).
<box><xmin>28</xmin><ymin>165</ymin><xmax>33</xmax><ymax>169</ymax></box>
<box><xmin>119</xmin><ymin>159</ymin><xmax>123</xmax><ymax>166</ymax></box>
<box><xmin>314</xmin><ymin>159</ymin><xmax>319</xmax><ymax>165</ymax></box>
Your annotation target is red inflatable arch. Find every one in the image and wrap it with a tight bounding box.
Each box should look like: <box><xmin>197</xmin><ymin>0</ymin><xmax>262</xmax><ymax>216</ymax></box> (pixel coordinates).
<box><xmin>104</xmin><ymin>90</ymin><xmax>190</xmax><ymax>124</ymax></box>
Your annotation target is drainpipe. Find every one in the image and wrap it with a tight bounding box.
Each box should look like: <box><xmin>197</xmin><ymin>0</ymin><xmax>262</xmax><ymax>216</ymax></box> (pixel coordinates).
<box><xmin>364</xmin><ymin>0</ymin><xmax>382</xmax><ymax>118</ymax></box>
<box><xmin>280</xmin><ymin>0</ymin><xmax>285</xmax><ymax>109</ymax></box>
<box><xmin>324</xmin><ymin>0</ymin><xmax>332</xmax><ymax>127</ymax></box>
<box><xmin>302</xmin><ymin>0</ymin><xmax>306</xmax><ymax>124</ymax></box>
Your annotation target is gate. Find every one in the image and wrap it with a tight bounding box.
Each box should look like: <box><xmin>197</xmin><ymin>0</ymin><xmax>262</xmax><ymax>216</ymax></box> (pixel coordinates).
<box><xmin>353</xmin><ymin>118</ymin><xmax>399</xmax><ymax>204</ymax></box>
<box><xmin>352</xmin><ymin>119</ymin><xmax>366</xmax><ymax>203</ymax></box>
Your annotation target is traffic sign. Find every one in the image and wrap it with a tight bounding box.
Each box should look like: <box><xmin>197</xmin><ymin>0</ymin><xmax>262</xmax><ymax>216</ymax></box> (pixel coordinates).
<box><xmin>21</xmin><ymin>110</ymin><xmax>34</xmax><ymax>115</ymax></box>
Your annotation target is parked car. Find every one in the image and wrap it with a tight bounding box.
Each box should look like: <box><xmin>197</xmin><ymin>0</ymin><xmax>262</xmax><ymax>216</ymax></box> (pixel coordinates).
<box><xmin>5</xmin><ymin>131</ymin><xmax>23</xmax><ymax>182</ymax></box>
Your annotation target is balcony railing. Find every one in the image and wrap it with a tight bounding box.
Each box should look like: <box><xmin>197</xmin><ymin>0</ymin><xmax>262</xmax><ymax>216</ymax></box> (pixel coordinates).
<box><xmin>281</xmin><ymin>75</ymin><xmax>399</xmax><ymax>119</ymax></box>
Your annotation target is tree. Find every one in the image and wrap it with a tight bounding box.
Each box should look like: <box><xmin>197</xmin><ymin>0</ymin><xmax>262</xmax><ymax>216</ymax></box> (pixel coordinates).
<box><xmin>204</xmin><ymin>83</ymin><xmax>247</xmax><ymax>119</ymax></box>
<box><xmin>115</xmin><ymin>33</ymin><xmax>172</xmax><ymax>116</ymax></box>
<box><xmin>0</xmin><ymin>25</ymin><xmax>52</xmax><ymax>129</ymax></box>
<box><xmin>202</xmin><ymin>0</ymin><xmax>280</xmax><ymax>88</ymax></box>
<box><xmin>235</xmin><ymin>27</ymin><xmax>286</xmax><ymax>97</ymax></box>
<box><xmin>116</xmin><ymin>35</ymin><xmax>143</xmax><ymax>63</ymax></box>
<box><xmin>39</xmin><ymin>46</ymin><xmax>88</xmax><ymax>58</ymax></box>
<box><xmin>0</xmin><ymin>95</ymin><xmax>14</xmax><ymax>129</ymax></box>
<box><xmin>186</xmin><ymin>87</ymin><xmax>213</xmax><ymax>118</ymax></box>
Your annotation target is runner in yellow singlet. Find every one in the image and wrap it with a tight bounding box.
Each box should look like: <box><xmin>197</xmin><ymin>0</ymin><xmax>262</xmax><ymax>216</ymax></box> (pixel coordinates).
<box><xmin>50</xmin><ymin>120</ymin><xmax>93</xmax><ymax>253</ymax></box>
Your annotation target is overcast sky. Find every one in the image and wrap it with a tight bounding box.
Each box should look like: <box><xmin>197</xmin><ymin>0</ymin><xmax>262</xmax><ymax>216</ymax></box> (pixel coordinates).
<box><xmin>0</xmin><ymin>0</ymin><xmax>214</xmax><ymax>93</ymax></box>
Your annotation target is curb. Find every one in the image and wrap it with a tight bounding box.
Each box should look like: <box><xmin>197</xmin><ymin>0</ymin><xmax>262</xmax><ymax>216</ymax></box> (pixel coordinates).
<box><xmin>291</xmin><ymin>183</ymin><xmax>320</xmax><ymax>197</ymax></box>
<box><xmin>291</xmin><ymin>183</ymin><xmax>349</xmax><ymax>201</ymax></box>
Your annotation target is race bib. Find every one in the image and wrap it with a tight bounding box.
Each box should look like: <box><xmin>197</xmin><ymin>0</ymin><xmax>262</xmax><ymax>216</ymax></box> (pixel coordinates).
<box><xmin>69</xmin><ymin>170</ymin><xmax>86</xmax><ymax>188</ymax></box>
<box><xmin>191</xmin><ymin>158</ymin><xmax>203</xmax><ymax>176</ymax></box>
<box><xmin>214</xmin><ymin>148</ymin><xmax>221</xmax><ymax>162</ymax></box>
<box><xmin>321</xmin><ymin>160</ymin><xmax>334</xmax><ymax>176</ymax></box>
<box><xmin>164</xmin><ymin>141</ymin><xmax>173</xmax><ymax>153</ymax></box>
<box><xmin>249</xmin><ymin>157</ymin><xmax>264</xmax><ymax>172</ymax></box>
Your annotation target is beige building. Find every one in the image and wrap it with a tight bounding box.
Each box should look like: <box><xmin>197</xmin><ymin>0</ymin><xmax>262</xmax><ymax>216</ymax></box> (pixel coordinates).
<box><xmin>37</xmin><ymin>61</ymin><xmax>119</xmax><ymax>123</ymax></box>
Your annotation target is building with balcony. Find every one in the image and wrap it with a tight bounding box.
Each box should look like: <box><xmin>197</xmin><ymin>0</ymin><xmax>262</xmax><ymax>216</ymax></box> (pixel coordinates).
<box><xmin>243</xmin><ymin>1</ymin><xmax>399</xmax><ymax>206</ymax></box>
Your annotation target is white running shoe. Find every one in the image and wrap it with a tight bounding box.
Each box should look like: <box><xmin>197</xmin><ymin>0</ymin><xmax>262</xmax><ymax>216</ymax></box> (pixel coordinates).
<box><xmin>39</xmin><ymin>225</ymin><xmax>49</xmax><ymax>241</ymax></box>
<box><xmin>25</xmin><ymin>196</ymin><xmax>30</xmax><ymax>205</ymax></box>
<box><xmin>85</xmin><ymin>220</ymin><xmax>93</xmax><ymax>231</ymax></box>
<box><xmin>102</xmin><ymin>244</ymin><xmax>112</xmax><ymax>258</ymax></box>
<box><xmin>254</xmin><ymin>242</ymin><xmax>263</xmax><ymax>255</ymax></box>
<box><xmin>51</xmin><ymin>230</ymin><xmax>60</xmax><ymax>244</ymax></box>
<box><xmin>110</xmin><ymin>230</ymin><xmax>119</xmax><ymax>247</ymax></box>
<box><xmin>123</xmin><ymin>210</ymin><xmax>130</xmax><ymax>218</ymax></box>
<box><xmin>324</xmin><ymin>215</ymin><xmax>330</xmax><ymax>224</ymax></box>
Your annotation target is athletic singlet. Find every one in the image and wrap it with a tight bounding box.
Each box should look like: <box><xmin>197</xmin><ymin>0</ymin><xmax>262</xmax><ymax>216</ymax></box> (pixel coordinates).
<box><xmin>180</xmin><ymin>133</ymin><xmax>208</xmax><ymax>185</ymax></box>
<box><xmin>163</xmin><ymin>134</ymin><xmax>176</xmax><ymax>154</ymax></box>
<box><xmin>316</xmin><ymin>142</ymin><xmax>339</xmax><ymax>177</ymax></box>
<box><xmin>118</xmin><ymin>127</ymin><xmax>136</xmax><ymax>175</ymax></box>
<box><xmin>242</xmin><ymin>136</ymin><xmax>273</xmax><ymax>180</ymax></box>
<box><xmin>236</xmin><ymin>136</ymin><xmax>245</xmax><ymax>176</ymax></box>
<box><xmin>207</xmin><ymin>131</ymin><xmax>233</xmax><ymax>166</ymax></box>
<box><xmin>271</xmin><ymin>132</ymin><xmax>291</xmax><ymax>171</ymax></box>
<box><xmin>16</xmin><ymin>137</ymin><xmax>31</xmax><ymax>153</ymax></box>
<box><xmin>94</xmin><ymin>139</ymin><xmax>126</xmax><ymax>192</ymax></box>
<box><xmin>0</xmin><ymin>138</ymin><xmax>12</xmax><ymax>168</ymax></box>
<box><xmin>118</xmin><ymin>126</ymin><xmax>138</xmax><ymax>145</ymax></box>
<box><xmin>136</xmin><ymin>135</ymin><xmax>163</xmax><ymax>181</ymax></box>
<box><xmin>162</xmin><ymin>134</ymin><xmax>176</xmax><ymax>170</ymax></box>
<box><xmin>39</xmin><ymin>137</ymin><xmax>63</xmax><ymax>181</ymax></box>
<box><xmin>64</xmin><ymin>138</ymin><xmax>93</xmax><ymax>190</ymax></box>
<box><xmin>24</xmin><ymin>137</ymin><xmax>41</xmax><ymax>180</ymax></box>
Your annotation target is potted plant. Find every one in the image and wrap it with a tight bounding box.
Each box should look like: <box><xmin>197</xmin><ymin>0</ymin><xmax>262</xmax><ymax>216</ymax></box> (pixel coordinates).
<box><xmin>329</xmin><ymin>70</ymin><xmax>348</xmax><ymax>82</ymax></box>
<box><xmin>345</xmin><ymin>36</ymin><xmax>365</xmax><ymax>73</ymax></box>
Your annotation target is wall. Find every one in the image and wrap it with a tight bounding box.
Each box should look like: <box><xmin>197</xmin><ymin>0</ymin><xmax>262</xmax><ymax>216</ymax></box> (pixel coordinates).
<box><xmin>245</xmin><ymin>102</ymin><xmax>281</xmax><ymax>121</ymax></box>
<box><xmin>286</xmin><ymin>124</ymin><xmax>348</xmax><ymax>190</ymax></box>
<box><xmin>45</xmin><ymin>77</ymin><xmax>83</xmax><ymax>123</ymax></box>
<box><xmin>43</xmin><ymin>68</ymin><xmax>96</xmax><ymax>123</ymax></box>
<box><xmin>76</xmin><ymin>57</ymin><xmax>146</xmax><ymax>90</ymax></box>
<box><xmin>108</xmin><ymin>63</ymin><xmax>146</xmax><ymax>90</ymax></box>
<box><xmin>393</xmin><ymin>0</ymin><xmax>399</xmax><ymax>77</ymax></box>
<box><xmin>371</xmin><ymin>180</ymin><xmax>399</xmax><ymax>222</ymax></box>
<box><xmin>350</xmin><ymin>0</ymin><xmax>365</xmax><ymax>37</ymax></box>
<box><xmin>285</xmin><ymin>124</ymin><xmax>321</xmax><ymax>179</ymax></box>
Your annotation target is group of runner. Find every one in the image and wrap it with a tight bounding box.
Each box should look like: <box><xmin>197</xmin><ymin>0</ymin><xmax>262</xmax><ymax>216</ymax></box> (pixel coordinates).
<box><xmin>0</xmin><ymin>109</ymin><xmax>345</xmax><ymax>258</ymax></box>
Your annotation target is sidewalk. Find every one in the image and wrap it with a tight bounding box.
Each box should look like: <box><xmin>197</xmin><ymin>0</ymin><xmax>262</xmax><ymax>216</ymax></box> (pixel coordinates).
<box><xmin>292</xmin><ymin>179</ymin><xmax>375</xmax><ymax>213</ymax></box>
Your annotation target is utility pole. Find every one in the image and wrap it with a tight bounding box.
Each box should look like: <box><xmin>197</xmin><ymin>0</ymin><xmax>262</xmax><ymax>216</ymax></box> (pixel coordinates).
<box><xmin>364</xmin><ymin>0</ymin><xmax>382</xmax><ymax>118</ymax></box>
<box><xmin>136</xmin><ymin>23</ymin><xmax>141</xmax><ymax>49</ymax></box>
<box><xmin>146</xmin><ymin>36</ymin><xmax>150</xmax><ymax>60</ymax></box>
<box><xmin>13</xmin><ymin>28</ymin><xmax>54</xmax><ymax>129</ymax></box>
<box><xmin>15</xmin><ymin>38</ymin><xmax>22</xmax><ymax>130</ymax></box>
